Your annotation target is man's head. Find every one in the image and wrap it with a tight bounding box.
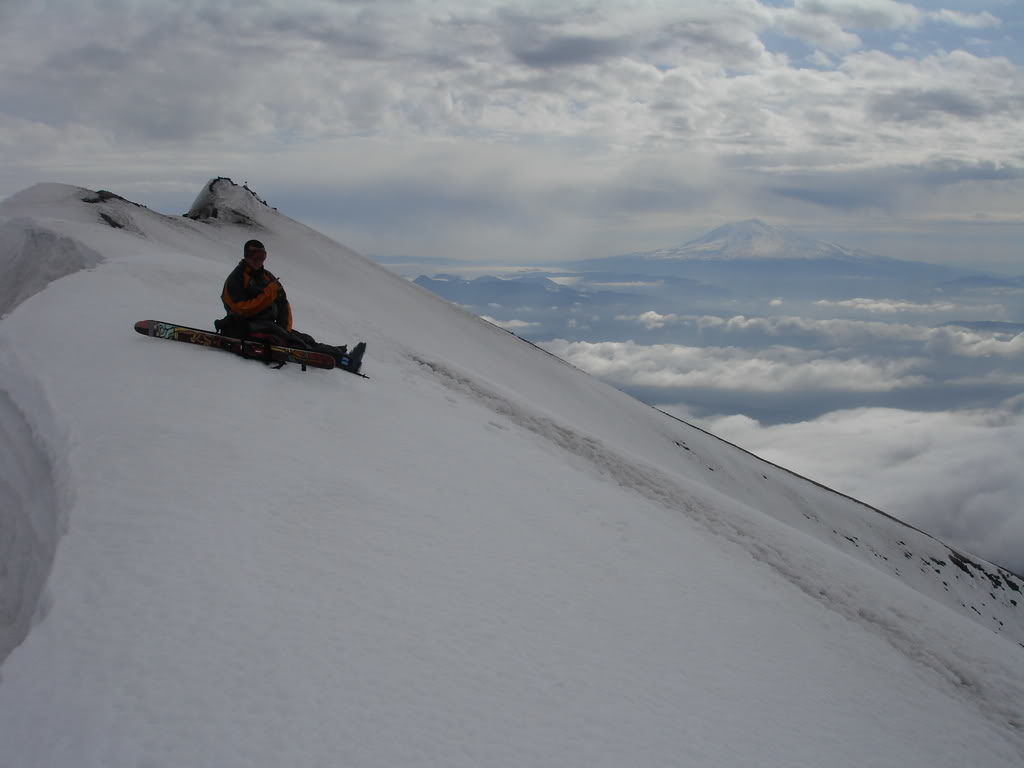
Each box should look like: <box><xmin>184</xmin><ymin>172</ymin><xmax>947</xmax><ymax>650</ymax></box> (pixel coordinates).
<box><xmin>243</xmin><ymin>239</ymin><xmax>267</xmax><ymax>269</ymax></box>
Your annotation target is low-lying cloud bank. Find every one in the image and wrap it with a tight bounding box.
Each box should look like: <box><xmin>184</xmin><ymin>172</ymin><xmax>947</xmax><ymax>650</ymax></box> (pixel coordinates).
<box><xmin>542</xmin><ymin>338</ymin><xmax>929</xmax><ymax>393</ymax></box>
<box><xmin>618</xmin><ymin>312</ymin><xmax>1024</xmax><ymax>355</ymax></box>
<box><xmin>663</xmin><ymin>398</ymin><xmax>1024</xmax><ymax>576</ymax></box>
<box><xmin>541</xmin><ymin>332</ymin><xmax>1024</xmax><ymax>574</ymax></box>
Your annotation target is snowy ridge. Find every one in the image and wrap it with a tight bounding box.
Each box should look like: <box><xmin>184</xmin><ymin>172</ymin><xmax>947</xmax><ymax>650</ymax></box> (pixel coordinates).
<box><xmin>0</xmin><ymin>179</ymin><xmax>1022</xmax><ymax>767</ymax></box>
<box><xmin>415</xmin><ymin>353</ymin><xmax>1024</xmax><ymax>715</ymax></box>
<box><xmin>0</xmin><ymin>217</ymin><xmax>103</xmax><ymax>317</ymax></box>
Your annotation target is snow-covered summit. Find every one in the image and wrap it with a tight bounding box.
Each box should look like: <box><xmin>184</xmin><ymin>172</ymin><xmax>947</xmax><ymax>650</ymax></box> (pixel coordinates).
<box><xmin>641</xmin><ymin>218</ymin><xmax>869</xmax><ymax>261</ymax></box>
<box><xmin>1</xmin><ymin>180</ymin><xmax>1023</xmax><ymax>767</ymax></box>
<box><xmin>185</xmin><ymin>176</ymin><xmax>276</xmax><ymax>226</ymax></box>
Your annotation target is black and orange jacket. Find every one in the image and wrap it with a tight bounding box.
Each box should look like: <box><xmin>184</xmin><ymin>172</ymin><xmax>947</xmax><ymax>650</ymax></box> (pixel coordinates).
<box><xmin>221</xmin><ymin>260</ymin><xmax>293</xmax><ymax>331</ymax></box>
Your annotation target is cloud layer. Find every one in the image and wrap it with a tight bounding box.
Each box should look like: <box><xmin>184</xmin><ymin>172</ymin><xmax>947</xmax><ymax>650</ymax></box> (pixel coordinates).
<box><xmin>6</xmin><ymin>1</ymin><xmax>1016</xmax><ymax>167</ymax></box>
<box><xmin>619</xmin><ymin>311</ymin><xmax>1024</xmax><ymax>356</ymax></box>
<box><xmin>543</xmin><ymin>338</ymin><xmax>931</xmax><ymax>392</ymax></box>
<box><xmin>679</xmin><ymin>398</ymin><xmax>1024</xmax><ymax>575</ymax></box>
<box><xmin>1</xmin><ymin>1</ymin><xmax>1022</xmax><ymax>266</ymax></box>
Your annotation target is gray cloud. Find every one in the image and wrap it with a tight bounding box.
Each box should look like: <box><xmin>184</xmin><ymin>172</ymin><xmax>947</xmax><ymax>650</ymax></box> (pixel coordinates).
<box><xmin>510</xmin><ymin>34</ymin><xmax>628</xmax><ymax>69</ymax></box>
<box><xmin>0</xmin><ymin>1</ymin><xmax>1022</xmax><ymax>267</ymax></box>
<box><xmin>766</xmin><ymin>160</ymin><xmax>1024</xmax><ymax>213</ymax></box>
<box><xmin>649</xmin><ymin>16</ymin><xmax>772</xmax><ymax>65</ymax></box>
<box><xmin>870</xmin><ymin>88</ymin><xmax>992</xmax><ymax>122</ymax></box>
<box><xmin>3</xmin><ymin>1</ymin><xmax>1015</xmax><ymax>152</ymax></box>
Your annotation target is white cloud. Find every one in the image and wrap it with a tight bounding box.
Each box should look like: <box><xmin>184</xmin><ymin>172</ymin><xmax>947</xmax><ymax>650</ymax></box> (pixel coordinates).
<box><xmin>480</xmin><ymin>315</ymin><xmax>541</xmax><ymax>330</ymax></box>
<box><xmin>682</xmin><ymin>397</ymin><xmax>1024</xmax><ymax>574</ymax></box>
<box><xmin>927</xmin><ymin>329</ymin><xmax>1024</xmax><ymax>359</ymax></box>
<box><xmin>772</xmin><ymin>8</ymin><xmax>863</xmax><ymax>53</ymax></box>
<box><xmin>928</xmin><ymin>10</ymin><xmax>1001</xmax><ymax>30</ymax></box>
<box><xmin>814</xmin><ymin>298</ymin><xmax>996</xmax><ymax>314</ymax></box>
<box><xmin>616</xmin><ymin>312</ymin><xmax>1024</xmax><ymax>359</ymax></box>
<box><xmin>541</xmin><ymin>339</ymin><xmax>928</xmax><ymax>393</ymax></box>
<box><xmin>791</xmin><ymin>0</ymin><xmax>923</xmax><ymax>31</ymax></box>
<box><xmin>633</xmin><ymin>310</ymin><xmax>682</xmax><ymax>329</ymax></box>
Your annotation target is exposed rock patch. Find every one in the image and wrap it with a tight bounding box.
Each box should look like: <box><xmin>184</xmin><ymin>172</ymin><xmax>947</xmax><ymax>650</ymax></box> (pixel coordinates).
<box><xmin>184</xmin><ymin>176</ymin><xmax>275</xmax><ymax>227</ymax></box>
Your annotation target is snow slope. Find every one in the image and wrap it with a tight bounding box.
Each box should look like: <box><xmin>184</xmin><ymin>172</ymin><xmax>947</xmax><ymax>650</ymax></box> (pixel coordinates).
<box><xmin>0</xmin><ymin>179</ymin><xmax>1021</xmax><ymax>767</ymax></box>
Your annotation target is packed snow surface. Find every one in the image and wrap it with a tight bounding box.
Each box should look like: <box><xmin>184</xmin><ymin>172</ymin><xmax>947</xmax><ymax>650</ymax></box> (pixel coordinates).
<box><xmin>0</xmin><ymin>179</ymin><xmax>1021</xmax><ymax>767</ymax></box>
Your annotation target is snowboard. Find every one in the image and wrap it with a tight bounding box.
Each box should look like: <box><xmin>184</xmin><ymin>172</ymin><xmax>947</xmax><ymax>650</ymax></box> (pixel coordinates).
<box><xmin>134</xmin><ymin>320</ymin><xmax>337</xmax><ymax>371</ymax></box>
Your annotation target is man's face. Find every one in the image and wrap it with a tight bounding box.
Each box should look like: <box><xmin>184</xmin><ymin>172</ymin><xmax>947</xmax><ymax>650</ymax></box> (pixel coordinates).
<box><xmin>244</xmin><ymin>246</ymin><xmax>267</xmax><ymax>269</ymax></box>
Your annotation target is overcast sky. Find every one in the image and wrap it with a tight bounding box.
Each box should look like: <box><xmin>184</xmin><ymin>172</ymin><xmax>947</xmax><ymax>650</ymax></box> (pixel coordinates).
<box><xmin>1</xmin><ymin>0</ymin><xmax>1022</xmax><ymax>271</ymax></box>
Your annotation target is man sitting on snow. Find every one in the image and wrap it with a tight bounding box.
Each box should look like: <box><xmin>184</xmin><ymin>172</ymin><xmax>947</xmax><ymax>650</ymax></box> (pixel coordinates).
<box><xmin>219</xmin><ymin>239</ymin><xmax>364</xmax><ymax>372</ymax></box>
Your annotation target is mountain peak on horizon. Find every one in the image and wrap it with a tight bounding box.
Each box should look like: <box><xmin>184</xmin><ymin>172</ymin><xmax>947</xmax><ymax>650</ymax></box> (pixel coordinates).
<box><xmin>706</xmin><ymin>217</ymin><xmax>775</xmax><ymax>235</ymax></box>
<box><xmin>641</xmin><ymin>218</ymin><xmax>864</xmax><ymax>262</ymax></box>
<box><xmin>185</xmin><ymin>176</ymin><xmax>277</xmax><ymax>226</ymax></box>
<box><xmin>692</xmin><ymin>218</ymin><xmax>788</xmax><ymax>255</ymax></box>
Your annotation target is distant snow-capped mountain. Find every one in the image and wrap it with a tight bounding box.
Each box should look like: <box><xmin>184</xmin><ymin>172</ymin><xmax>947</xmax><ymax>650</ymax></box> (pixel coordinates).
<box><xmin>630</xmin><ymin>219</ymin><xmax>874</xmax><ymax>262</ymax></box>
<box><xmin>570</xmin><ymin>219</ymin><xmax>978</xmax><ymax>299</ymax></box>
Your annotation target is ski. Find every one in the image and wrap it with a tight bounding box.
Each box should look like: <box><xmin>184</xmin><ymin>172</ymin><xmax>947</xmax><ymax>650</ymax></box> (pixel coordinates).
<box><xmin>134</xmin><ymin>320</ymin><xmax>337</xmax><ymax>371</ymax></box>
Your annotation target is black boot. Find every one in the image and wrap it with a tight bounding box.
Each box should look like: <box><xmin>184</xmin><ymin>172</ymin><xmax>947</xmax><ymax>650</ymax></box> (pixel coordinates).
<box><xmin>338</xmin><ymin>342</ymin><xmax>365</xmax><ymax>373</ymax></box>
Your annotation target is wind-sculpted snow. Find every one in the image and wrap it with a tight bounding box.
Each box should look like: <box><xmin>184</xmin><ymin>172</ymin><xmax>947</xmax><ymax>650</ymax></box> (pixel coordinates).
<box><xmin>0</xmin><ymin>218</ymin><xmax>103</xmax><ymax>316</ymax></box>
<box><xmin>0</xmin><ymin>349</ymin><xmax>68</xmax><ymax>667</ymax></box>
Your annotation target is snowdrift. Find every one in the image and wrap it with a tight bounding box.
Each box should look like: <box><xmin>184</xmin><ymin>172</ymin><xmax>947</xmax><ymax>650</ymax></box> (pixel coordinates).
<box><xmin>0</xmin><ymin>178</ymin><xmax>1021</xmax><ymax>767</ymax></box>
